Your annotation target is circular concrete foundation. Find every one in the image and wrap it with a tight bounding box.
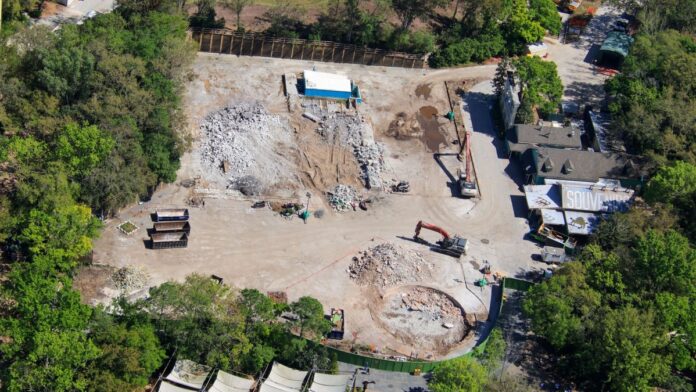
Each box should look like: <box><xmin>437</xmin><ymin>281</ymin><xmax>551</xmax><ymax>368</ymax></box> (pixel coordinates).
<box><xmin>371</xmin><ymin>285</ymin><xmax>469</xmax><ymax>355</ymax></box>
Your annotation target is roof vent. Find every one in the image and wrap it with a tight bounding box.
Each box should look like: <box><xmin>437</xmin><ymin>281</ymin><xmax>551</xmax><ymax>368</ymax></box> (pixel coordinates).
<box><xmin>542</xmin><ymin>158</ymin><xmax>555</xmax><ymax>172</ymax></box>
<box><xmin>562</xmin><ymin>159</ymin><xmax>575</xmax><ymax>174</ymax></box>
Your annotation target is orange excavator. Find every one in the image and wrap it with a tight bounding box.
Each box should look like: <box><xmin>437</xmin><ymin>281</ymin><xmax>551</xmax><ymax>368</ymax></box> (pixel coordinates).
<box><xmin>414</xmin><ymin>220</ymin><xmax>468</xmax><ymax>258</ymax></box>
<box><xmin>457</xmin><ymin>130</ymin><xmax>478</xmax><ymax>197</ymax></box>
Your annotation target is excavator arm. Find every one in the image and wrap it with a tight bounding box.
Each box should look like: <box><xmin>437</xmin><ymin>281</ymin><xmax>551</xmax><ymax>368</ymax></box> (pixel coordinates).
<box><xmin>414</xmin><ymin>220</ymin><xmax>451</xmax><ymax>240</ymax></box>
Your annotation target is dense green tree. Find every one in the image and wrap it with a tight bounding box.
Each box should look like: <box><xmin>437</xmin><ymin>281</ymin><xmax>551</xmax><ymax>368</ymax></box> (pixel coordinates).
<box><xmin>512</xmin><ymin>56</ymin><xmax>563</xmax><ymax>120</ymax></box>
<box><xmin>502</xmin><ymin>0</ymin><xmax>545</xmax><ymax>53</ymax></box>
<box><xmin>55</xmin><ymin>123</ymin><xmax>115</xmax><ymax>178</ymax></box>
<box><xmin>290</xmin><ymin>296</ymin><xmax>331</xmax><ymax>338</ymax></box>
<box><xmin>529</xmin><ymin>0</ymin><xmax>562</xmax><ymax>35</ymax></box>
<box><xmin>524</xmin><ymin>227</ymin><xmax>696</xmax><ymax>390</ymax></box>
<box><xmin>605</xmin><ymin>31</ymin><xmax>696</xmax><ymax>163</ymax></box>
<box><xmin>85</xmin><ymin>311</ymin><xmax>165</xmax><ymax>392</ymax></box>
<box><xmin>430</xmin><ymin>356</ymin><xmax>488</xmax><ymax>392</ymax></box>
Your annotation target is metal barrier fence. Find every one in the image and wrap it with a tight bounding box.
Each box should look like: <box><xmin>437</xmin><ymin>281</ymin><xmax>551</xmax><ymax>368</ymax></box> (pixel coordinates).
<box><xmin>318</xmin><ymin>277</ymin><xmax>535</xmax><ymax>373</ymax></box>
<box><xmin>189</xmin><ymin>28</ymin><xmax>427</xmax><ymax>69</ymax></box>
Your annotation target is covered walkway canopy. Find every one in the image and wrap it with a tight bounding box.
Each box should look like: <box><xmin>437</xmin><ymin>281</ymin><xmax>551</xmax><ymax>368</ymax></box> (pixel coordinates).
<box><xmin>164</xmin><ymin>359</ymin><xmax>211</xmax><ymax>390</ymax></box>
<box><xmin>209</xmin><ymin>370</ymin><xmax>255</xmax><ymax>392</ymax></box>
<box><xmin>258</xmin><ymin>362</ymin><xmax>308</xmax><ymax>392</ymax></box>
<box><xmin>308</xmin><ymin>373</ymin><xmax>351</xmax><ymax>392</ymax></box>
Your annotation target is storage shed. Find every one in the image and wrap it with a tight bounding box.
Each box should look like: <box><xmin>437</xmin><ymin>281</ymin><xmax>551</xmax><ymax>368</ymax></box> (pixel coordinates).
<box><xmin>303</xmin><ymin>70</ymin><xmax>353</xmax><ymax>100</ymax></box>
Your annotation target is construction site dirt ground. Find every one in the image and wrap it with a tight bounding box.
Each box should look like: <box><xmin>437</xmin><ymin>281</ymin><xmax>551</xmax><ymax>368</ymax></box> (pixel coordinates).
<box><xmin>88</xmin><ymin>53</ymin><xmax>546</xmax><ymax>360</ymax></box>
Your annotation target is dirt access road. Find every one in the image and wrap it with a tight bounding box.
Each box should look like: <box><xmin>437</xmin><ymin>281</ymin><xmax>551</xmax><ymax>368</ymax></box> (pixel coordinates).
<box><xmin>91</xmin><ymin>54</ymin><xmax>544</xmax><ymax>359</ymax></box>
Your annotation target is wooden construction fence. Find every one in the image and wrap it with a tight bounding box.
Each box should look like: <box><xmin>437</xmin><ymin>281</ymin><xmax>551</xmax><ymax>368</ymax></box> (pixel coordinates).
<box><xmin>190</xmin><ymin>28</ymin><xmax>427</xmax><ymax>69</ymax></box>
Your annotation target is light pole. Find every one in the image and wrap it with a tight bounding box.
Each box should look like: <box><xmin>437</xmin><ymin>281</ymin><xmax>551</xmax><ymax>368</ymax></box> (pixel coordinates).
<box><xmin>303</xmin><ymin>192</ymin><xmax>311</xmax><ymax>224</ymax></box>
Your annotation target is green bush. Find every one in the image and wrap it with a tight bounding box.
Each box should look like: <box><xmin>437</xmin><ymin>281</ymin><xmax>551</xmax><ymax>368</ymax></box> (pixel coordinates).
<box><xmin>429</xmin><ymin>32</ymin><xmax>504</xmax><ymax>68</ymax></box>
<box><xmin>530</xmin><ymin>0</ymin><xmax>563</xmax><ymax>35</ymax></box>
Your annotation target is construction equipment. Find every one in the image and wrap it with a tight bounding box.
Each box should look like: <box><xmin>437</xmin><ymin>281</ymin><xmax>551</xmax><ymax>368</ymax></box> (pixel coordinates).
<box><xmin>391</xmin><ymin>180</ymin><xmax>410</xmax><ymax>193</ymax></box>
<box><xmin>530</xmin><ymin>224</ymin><xmax>577</xmax><ymax>250</ymax></box>
<box><xmin>413</xmin><ymin>220</ymin><xmax>468</xmax><ymax>258</ymax></box>
<box><xmin>327</xmin><ymin>308</ymin><xmax>345</xmax><ymax>340</ymax></box>
<box><xmin>458</xmin><ymin>131</ymin><xmax>478</xmax><ymax>197</ymax></box>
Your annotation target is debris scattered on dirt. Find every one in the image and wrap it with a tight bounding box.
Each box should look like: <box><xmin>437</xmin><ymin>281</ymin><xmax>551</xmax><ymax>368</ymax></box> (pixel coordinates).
<box><xmin>199</xmin><ymin>103</ymin><xmax>297</xmax><ymax>190</ymax></box>
<box><xmin>316</xmin><ymin>114</ymin><xmax>387</xmax><ymax>189</ymax></box>
<box><xmin>348</xmin><ymin>243</ymin><xmax>433</xmax><ymax>288</ymax></box>
<box><xmin>327</xmin><ymin>184</ymin><xmax>359</xmax><ymax>211</ymax></box>
<box><xmin>111</xmin><ymin>265</ymin><xmax>150</xmax><ymax>293</ymax></box>
<box><xmin>230</xmin><ymin>175</ymin><xmax>264</xmax><ymax>196</ymax></box>
<box><xmin>376</xmin><ymin>286</ymin><xmax>468</xmax><ymax>353</ymax></box>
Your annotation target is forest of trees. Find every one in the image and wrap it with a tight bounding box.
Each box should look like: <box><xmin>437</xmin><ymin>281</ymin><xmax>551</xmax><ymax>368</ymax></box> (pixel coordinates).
<box><xmin>522</xmin><ymin>1</ymin><xmax>696</xmax><ymax>390</ymax></box>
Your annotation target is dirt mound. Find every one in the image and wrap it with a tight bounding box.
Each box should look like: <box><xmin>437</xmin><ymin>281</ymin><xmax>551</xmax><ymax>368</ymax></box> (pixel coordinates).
<box><xmin>375</xmin><ymin>286</ymin><xmax>468</xmax><ymax>354</ymax></box>
<box><xmin>348</xmin><ymin>243</ymin><xmax>433</xmax><ymax>288</ymax></box>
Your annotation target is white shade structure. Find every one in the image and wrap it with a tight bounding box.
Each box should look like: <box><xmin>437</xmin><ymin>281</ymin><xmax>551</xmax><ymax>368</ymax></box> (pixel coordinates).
<box><xmin>308</xmin><ymin>373</ymin><xmax>351</xmax><ymax>392</ymax></box>
<box><xmin>209</xmin><ymin>370</ymin><xmax>255</xmax><ymax>392</ymax></box>
<box><xmin>164</xmin><ymin>359</ymin><xmax>211</xmax><ymax>390</ymax></box>
<box><xmin>157</xmin><ymin>380</ymin><xmax>198</xmax><ymax>392</ymax></box>
<box><xmin>258</xmin><ymin>362</ymin><xmax>308</xmax><ymax>392</ymax></box>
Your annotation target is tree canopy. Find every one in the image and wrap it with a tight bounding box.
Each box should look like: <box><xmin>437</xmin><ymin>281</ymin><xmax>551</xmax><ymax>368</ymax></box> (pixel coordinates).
<box><xmin>523</xmin><ymin>229</ymin><xmax>696</xmax><ymax>390</ymax></box>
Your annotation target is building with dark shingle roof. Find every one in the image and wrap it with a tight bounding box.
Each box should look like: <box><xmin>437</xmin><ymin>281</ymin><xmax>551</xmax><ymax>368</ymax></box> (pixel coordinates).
<box><xmin>522</xmin><ymin>147</ymin><xmax>645</xmax><ymax>188</ymax></box>
<box><xmin>505</xmin><ymin>124</ymin><xmax>583</xmax><ymax>156</ymax></box>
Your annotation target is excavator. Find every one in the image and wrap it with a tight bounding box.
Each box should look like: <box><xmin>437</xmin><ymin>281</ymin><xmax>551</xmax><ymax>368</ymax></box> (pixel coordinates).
<box><xmin>414</xmin><ymin>220</ymin><xmax>468</xmax><ymax>258</ymax></box>
<box><xmin>458</xmin><ymin>130</ymin><xmax>478</xmax><ymax>198</ymax></box>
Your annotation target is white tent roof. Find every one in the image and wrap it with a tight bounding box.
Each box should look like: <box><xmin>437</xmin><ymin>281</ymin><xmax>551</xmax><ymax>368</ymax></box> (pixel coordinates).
<box><xmin>209</xmin><ymin>370</ymin><xmax>255</xmax><ymax>392</ymax></box>
<box><xmin>524</xmin><ymin>185</ymin><xmax>561</xmax><ymax>210</ymax></box>
<box><xmin>164</xmin><ymin>359</ymin><xmax>211</xmax><ymax>390</ymax></box>
<box><xmin>259</xmin><ymin>362</ymin><xmax>308</xmax><ymax>392</ymax></box>
<box><xmin>158</xmin><ymin>380</ymin><xmax>197</xmax><ymax>392</ymax></box>
<box><xmin>304</xmin><ymin>70</ymin><xmax>352</xmax><ymax>92</ymax></box>
<box><xmin>308</xmin><ymin>373</ymin><xmax>351</xmax><ymax>392</ymax></box>
<box><xmin>565</xmin><ymin>211</ymin><xmax>602</xmax><ymax>235</ymax></box>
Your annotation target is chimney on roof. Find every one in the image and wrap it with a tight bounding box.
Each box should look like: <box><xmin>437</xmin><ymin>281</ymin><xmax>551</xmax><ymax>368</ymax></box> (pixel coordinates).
<box><xmin>542</xmin><ymin>158</ymin><xmax>555</xmax><ymax>172</ymax></box>
<box><xmin>562</xmin><ymin>159</ymin><xmax>575</xmax><ymax>174</ymax></box>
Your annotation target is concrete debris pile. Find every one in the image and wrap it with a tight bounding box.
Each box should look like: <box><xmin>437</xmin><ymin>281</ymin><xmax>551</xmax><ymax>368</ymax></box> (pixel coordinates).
<box><xmin>397</xmin><ymin>287</ymin><xmax>462</xmax><ymax>322</ymax></box>
<box><xmin>111</xmin><ymin>265</ymin><xmax>149</xmax><ymax>293</ymax></box>
<box><xmin>355</xmin><ymin>143</ymin><xmax>385</xmax><ymax>189</ymax></box>
<box><xmin>327</xmin><ymin>184</ymin><xmax>359</xmax><ymax>211</ymax></box>
<box><xmin>316</xmin><ymin>114</ymin><xmax>386</xmax><ymax>189</ymax></box>
<box><xmin>316</xmin><ymin>114</ymin><xmax>365</xmax><ymax>147</ymax></box>
<box><xmin>349</xmin><ymin>242</ymin><xmax>433</xmax><ymax>288</ymax></box>
<box><xmin>199</xmin><ymin>103</ymin><xmax>296</xmax><ymax>190</ymax></box>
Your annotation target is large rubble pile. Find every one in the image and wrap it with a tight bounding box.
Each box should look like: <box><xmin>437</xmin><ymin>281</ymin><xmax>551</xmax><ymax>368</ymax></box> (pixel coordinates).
<box><xmin>111</xmin><ymin>265</ymin><xmax>149</xmax><ymax>293</ymax></box>
<box><xmin>315</xmin><ymin>114</ymin><xmax>386</xmax><ymax>189</ymax></box>
<box><xmin>327</xmin><ymin>184</ymin><xmax>359</xmax><ymax>211</ymax></box>
<box><xmin>349</xmin><ymin>243</ymin><xmax>433</xmax><ymax>288</ymax></box>
<box><xmin>199</xmin><ymin>103</ymin><xmax>297</xmax><ymax>190</ymax></box>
